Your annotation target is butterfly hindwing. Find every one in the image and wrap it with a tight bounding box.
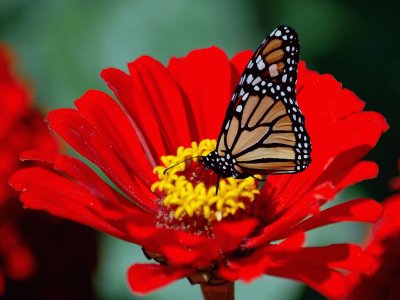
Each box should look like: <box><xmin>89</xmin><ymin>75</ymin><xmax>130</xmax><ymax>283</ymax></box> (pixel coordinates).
<box><xmin>216</xmin><ymin>26</ymin><xmax>311</xmax><ymax>176</ymax></box>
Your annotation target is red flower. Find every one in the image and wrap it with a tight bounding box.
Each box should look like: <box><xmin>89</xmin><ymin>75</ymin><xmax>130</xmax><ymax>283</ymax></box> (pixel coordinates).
<box><xmin>1</xmin><ymin>45</ymin><xmax>98</xmax><ymax>300</ymax></box>
<box><xmin>10</xmin><ymin>47</ymin><xmax>388</xmax><ymax>299</ymax></box>
<box><xmin>345</xmin><ymin>162</ymin><xmax>400</xmax><ymax>300</ymax></box>
<box><xmin>0</xmin><ymin>45</ymin><xmax>57</xmax><ymax>294</ymax></box>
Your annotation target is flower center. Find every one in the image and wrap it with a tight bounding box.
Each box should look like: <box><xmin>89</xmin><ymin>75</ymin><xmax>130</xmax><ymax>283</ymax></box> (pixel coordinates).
<box><xmin>151</xmin><ymin>139</ymin><xmax>260</xmax><ymax>224</ymax></box>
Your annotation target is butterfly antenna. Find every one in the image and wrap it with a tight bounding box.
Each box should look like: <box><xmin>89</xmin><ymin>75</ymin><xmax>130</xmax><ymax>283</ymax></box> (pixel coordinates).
<box><xmin>196</xmin><ymin>165</ymin><xmax>206</xmax><ymax>181</ymax></box>
<box><xmin>215</xmin><ymin>175</ymin><xmax>221</xmax><ymax>195</ymax></box>
<box><xmin>163</xmin><ymin>156</ymin><xmax>204</xmax><ymax>175</ymax></box>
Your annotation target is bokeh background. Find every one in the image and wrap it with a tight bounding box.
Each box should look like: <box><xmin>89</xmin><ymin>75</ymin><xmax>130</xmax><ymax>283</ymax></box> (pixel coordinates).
<box><xmin>0</xmin><ymin>0</ymin><xmax>398</xmax><ymax>299</ymax></box>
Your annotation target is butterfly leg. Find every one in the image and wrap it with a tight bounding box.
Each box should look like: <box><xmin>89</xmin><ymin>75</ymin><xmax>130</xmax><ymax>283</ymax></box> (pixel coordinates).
<box><xmin>196</xmin><ymin>165</ymin><xmax>206</xmax><ymax>182</ymax></box>
<box><xmin>216</xmin><ymin>175</ymin><xmax>221</xmax><ymax>195</ymax></box>
<box><xmin>257</xmin><ymin>175</ymin><xmax>268</xmax><ymax>190</ymax></box>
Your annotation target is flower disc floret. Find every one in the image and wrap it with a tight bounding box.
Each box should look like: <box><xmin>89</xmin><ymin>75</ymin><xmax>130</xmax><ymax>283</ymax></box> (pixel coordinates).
<box><xmin>151</xmin><ymin>139</ymin><xmax>260</xmax><ymax>222</ymax></box>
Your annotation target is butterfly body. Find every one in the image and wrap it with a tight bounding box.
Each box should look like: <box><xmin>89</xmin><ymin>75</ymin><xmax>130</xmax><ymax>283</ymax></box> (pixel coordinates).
<box><xmin>201</xmin><ymin>26</ymin><xmax>311</xmax><ymax>179</ymax></box>
<box><xmin>202</xmin><ymin>150</ymin><xmax>244</xmax><ymax>179</ymax></box>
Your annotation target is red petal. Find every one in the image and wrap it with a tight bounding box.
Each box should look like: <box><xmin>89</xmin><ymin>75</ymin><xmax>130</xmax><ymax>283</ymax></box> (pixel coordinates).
<box><xmin>124</xmin><ymin>215</ymin><xmax>217</xmax><ymax>261</ymax></box>
<box><xmin>229</xmin><ymin>50</ymin><xmax>253</xmax><ymax>92</ymax></box>
<box><xmin>18</xmin><ymin>150</ymin><xmax>143</xmax><ymax>215</ymax></box>
<box><xmin>55</xmin><ymin>154</ymin><xmax>151</xmax><ymax>214</ymax></box>
<box><xmin>20</xmin><ymin>149</ymin><xmax>56</xmax><ymax>164</ymax></box>
<box><xmin>298</xmin><ymin>72</ymin><xmax>365</xmax><ymax>122</ymax></box>
<box><xmin>219</xmin><ymin>253</ymin><xmax>272</xmax><ymax>282</ymax></box>
<box><xmin>265</xmin><ymin>244</ymin><xmax>377</xmax><ymax>273</ymax></box>
<box><xmin>159</xmin><ymin>245</ymin><xmax>205</xmax><ymax>266</ymax></box>
<box><xmin>277</xmin><ymin>232</ymin><xmax>306</xmax><ymax>249</ymax></box>
<box><xmin>10</xmin><ymin>167</ymin><xmax>127</xmax><ymax>238</ymax></box>
<box><xmin>158</xmin><ymin>231</ymin><xmax>219</xmax><ymax>267</ymax></box>
<box><xmin>333</xmin><ymin>161</ymin><xmax>378</xmax><ymax>191</ymax></box>
<box><xmin>364</xmin><ymin>194</ymin><xmax>400</xmax><ymax>258</ymax></box>
<box><xmin>175</xmin><ymin>231</ymin><xmax>220</xmax><ymax>265</ymax></box>
<box><xmin>310</xmin><ymin>113</ymin><xmax>388</xmax><ymax>190</ymax></box>
<box><xmin>220</xmin><ymin>234</ymin><xmax>304</xmax><ymax>282</ymax></box>
<box><xmin>100</xmin><ymin>67</ymin><xmax>160</xmax><ymax>164</ymax></box>
<box><xmin>230</xmin><ymin>50</ymin><xmax>253</xmax><ymax>74</ymax></box>
<box><xmin>221</xmin><ymin>233</ymin><xmax>305</xmax><ymax>281</ymax></box>
<box><xmin>267</xmin><ymin>265</ymin><xmax>347</xmax><ymax>299</ymax></box>
<box><xmin>100</xmin><ymin>67</ymin><xmax>132</xmax><ymax>103</ymax></box>
<box><xmin>127</xmin><ymin>264</ymin><xmax>192</xmax><ymax>294</ymax></box>
<box><xmin>291</xmin><ymin>198</ymin><xmax>383</xmax><ymax>234</ymax></box>
<box><xmin>213</xmin><ymin>218</ymin><xmax>258</xmax><ymax>252</ymax></box>
<box><xmin>127</xmin><ymin>56</ymin><xmax>194</xmax><ymax>154</ymax></box>
<box><xmin>124</xmin><ymin>222</ymin><xmax>173</xmax><ymax>253</ymax></box>
<box><xmin>74</xmin><ymin>90</ymin><xmax>155</xmax><ymax>182</ymax></box>
<box><xmin>245</xmin><ymin>182</ymin><xmax>337</xmax><ymax>248</ymax></box>
<box><xmin>167</xmin><ymin>47</ymin><xmax>233</xmax><ymax>140</ymax></box>
<box><xmin>221</xmin><ymin>239</ymin><xmax>372</xmax><ymax>298</ymax></box>
<box><xmin>47</xmin><ymin>108</ymin><xmax>156</xmax><ymax>210</ymax></box>
<box><xmin>330</xmin><ymin>88</ymin><xmax>365</xmax><ymax>119</ymax></box>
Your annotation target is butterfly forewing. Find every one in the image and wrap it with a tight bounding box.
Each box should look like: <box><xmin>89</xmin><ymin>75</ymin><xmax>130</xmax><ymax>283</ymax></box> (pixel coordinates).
<box><xmin>216</xmin><ymin>25</ymin><xmax>311</xmax><ymax>176</ymax></box>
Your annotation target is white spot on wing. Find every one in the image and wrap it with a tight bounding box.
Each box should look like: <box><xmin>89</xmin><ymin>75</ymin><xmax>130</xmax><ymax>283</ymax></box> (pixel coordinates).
<box><xmin>269</xmin><ymin>64</ymin><xmax>279</xmax><ymax>77</ymax></box>
<box><xmin>257</xmin><ymin>60</ymin><xmax>266</xmax><ymax>70</ymax></box>
<box><xmin>246</xmin><ymin>74</ymin><xmax>254</xmax><ymax>84</ymax></box>
<box><xmin>270</xmin><ymin>87</ymin><xmax>275</xmax><ymax>94</ymax></box>
<box><xmin>252</xmin><ymin>76</ymin><xmax>262</xmax><ymax>86</ymax></box>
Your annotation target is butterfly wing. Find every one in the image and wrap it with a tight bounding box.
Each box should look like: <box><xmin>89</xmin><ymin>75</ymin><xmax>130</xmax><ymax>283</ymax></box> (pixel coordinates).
<box><xmin>216</xmin><ymin>26</ymin><xmax>311</xmax><ymax>175</ymax></box>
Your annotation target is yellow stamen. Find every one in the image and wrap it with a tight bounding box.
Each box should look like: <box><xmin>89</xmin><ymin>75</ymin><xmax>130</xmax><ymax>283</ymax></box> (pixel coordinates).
<box><xmin>151</xmin><ymin>139</ymin><xmax>260</xmax><ymax>223</ymax></box>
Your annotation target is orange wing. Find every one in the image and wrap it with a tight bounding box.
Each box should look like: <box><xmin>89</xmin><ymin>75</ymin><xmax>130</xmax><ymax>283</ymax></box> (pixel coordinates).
<box><xmin>216</xmin><ymin>26</ymin><xmax>311</xmax><ymax>176</ymax></box>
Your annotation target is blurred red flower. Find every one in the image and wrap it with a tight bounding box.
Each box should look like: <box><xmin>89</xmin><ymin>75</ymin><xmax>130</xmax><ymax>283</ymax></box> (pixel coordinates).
<box><xmin>0</xmin><ymin>45</ymin><xmax>57</xmax><ymax>294</ymax></box>
<box><xmin>345</xmin><ymin>162</ymin><xmax>400</xmax><ymax>300</ymax></box>
<box><xmin>1</xmin><ymin>45</ymin><xmax>98</xmax><ymax>300</ymax></box>
<box><xmin>10</xmin><ymin>47</ymin><xmax>388</xmax><ymax>299</ymax></box>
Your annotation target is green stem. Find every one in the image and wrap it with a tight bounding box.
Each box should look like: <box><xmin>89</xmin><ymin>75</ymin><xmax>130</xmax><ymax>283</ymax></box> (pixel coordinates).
<box><xmin>201</xmin><ymin>282</ymin><xmax>235</xmax><ymax>300</ymax></box>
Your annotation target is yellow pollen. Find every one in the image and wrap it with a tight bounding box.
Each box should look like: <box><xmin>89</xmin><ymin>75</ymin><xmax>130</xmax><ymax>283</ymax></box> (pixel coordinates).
<box><xmin>151</xmin><ymin>139</ymin><xmax>260</xmax><ymax>223</ymax></box>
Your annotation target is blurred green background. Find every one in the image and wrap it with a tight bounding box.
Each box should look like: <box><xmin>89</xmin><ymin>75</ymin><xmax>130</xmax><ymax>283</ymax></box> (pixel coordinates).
<box><xmin>1</xmin><ymin>0</ymin><xmax>398</xmax><ymax>299</ymax></box>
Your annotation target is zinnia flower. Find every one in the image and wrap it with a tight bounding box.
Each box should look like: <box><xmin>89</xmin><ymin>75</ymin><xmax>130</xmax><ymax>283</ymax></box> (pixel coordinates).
<box><xmin>0</xmin><ymin>45</ymin><xmax>57</xmax><ymax>294</ymax></box>
<box><xmin>344</xmin><ymin>161</ymin><xmax>400</xmax><ymax>300</ymax></box>
<box><xmin>10</xmin><ymin>46</ymin><xmax>388</xmax><ymax>299</ymax></box>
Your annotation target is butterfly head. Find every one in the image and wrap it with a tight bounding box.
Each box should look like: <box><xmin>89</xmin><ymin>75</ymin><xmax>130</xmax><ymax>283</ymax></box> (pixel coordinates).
<box><xmin>202</xmin><ymin>151</ymin><xmax>246</xmax><ymax>179</ymax></box>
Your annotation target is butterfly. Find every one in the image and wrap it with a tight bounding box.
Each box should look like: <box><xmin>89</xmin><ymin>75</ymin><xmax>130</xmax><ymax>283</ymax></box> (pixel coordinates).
<box><xmin>201</xmin><ymin>26</ymin><xmax>312</xmax><ymax>181</ymax></box>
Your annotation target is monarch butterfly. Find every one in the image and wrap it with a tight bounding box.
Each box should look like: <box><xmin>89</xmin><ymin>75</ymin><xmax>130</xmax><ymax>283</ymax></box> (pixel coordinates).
<box><xmin>201</xmin><ymin>26</ymin><xmax>312</xmax><ymax>180</ymax></box>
